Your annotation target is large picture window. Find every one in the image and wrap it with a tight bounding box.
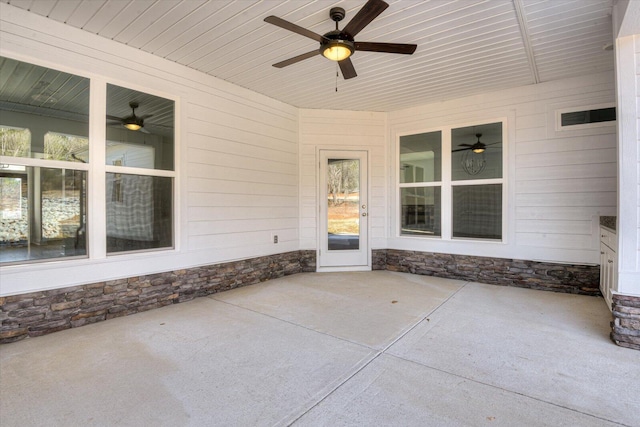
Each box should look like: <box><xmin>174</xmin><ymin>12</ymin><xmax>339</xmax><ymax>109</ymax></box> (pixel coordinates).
<box><xmin>0</xmin><ymin>57</ymin><xmax>89</xmax><ymax>264</ymax></box>
<box><xmin>0</xmin><ymin>56</ymin><xmax>176</xmax><ymax>264</ymax></box>
<box><xmin>105</xmin><ymin>84</ymin><xmax>175</xmax><ymax>254</ymax></box>
<box><xmin>398</xmin><ymin>122</ymin><xmax>504</xmax><ymax>241</ymax></box>
<box><xmin>451</xmin><ymin>122</ymin><xmax>503</xmax><ymax>241</ymax></box>
<box><xmin>399</xmin><ymin>131</ymin><xmax>442</xmax><ymax>236</ymax></box>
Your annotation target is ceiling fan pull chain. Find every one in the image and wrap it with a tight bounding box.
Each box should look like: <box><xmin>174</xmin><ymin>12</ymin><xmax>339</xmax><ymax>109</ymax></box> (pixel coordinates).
<box><xmin>336</xmin><ymin>63</ymin><xmax>339</xmax><ymax>92</ymax></box>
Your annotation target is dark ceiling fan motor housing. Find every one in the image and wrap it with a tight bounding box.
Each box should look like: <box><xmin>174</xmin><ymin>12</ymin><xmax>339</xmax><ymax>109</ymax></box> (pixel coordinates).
<box><xmin>264</xmin><ymin>0</ymin><xmax>417</xmax><ymax>80</ymax></box>
<box><xmin>124</xmin><ymin>102</ymin><xmax>144</xmax><ymax>128</ymax></box>
<box><xmin>329</xmin><ymin>7</ymin><xmax>345</xmax><ymax>22</ymax></box>
<box><xmin>320</xmin><ymin>9</ymin><xmax>354</xmax><ymax>58</ymax></box>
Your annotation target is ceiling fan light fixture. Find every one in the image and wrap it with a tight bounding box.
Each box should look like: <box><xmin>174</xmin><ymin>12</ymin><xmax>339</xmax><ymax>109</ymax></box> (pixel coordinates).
<box><xmin>461</xmin><ymin>150</ymin><xmax>486</xmax><ymax>175</ymax></box>
<box><xmin>321</xmin><ymin>40</ymin><xmax>354</xmax><ymax>62</ymax></box>
<box><xmin>472</xmin><ymin>147</ymin><xmax>485</xmax><ymax>154</ymax></box>
<box><xmin>124</xmin><ymin>122</ymin><xmax>141</xmax><ymax>131</ymax></box>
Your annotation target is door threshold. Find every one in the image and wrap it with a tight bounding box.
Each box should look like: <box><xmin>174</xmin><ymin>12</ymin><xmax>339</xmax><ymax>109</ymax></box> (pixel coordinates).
<box><xmin>316</xmin><ymin>266</ymin><xmax>372</xmax><ymax>273</ymax></box>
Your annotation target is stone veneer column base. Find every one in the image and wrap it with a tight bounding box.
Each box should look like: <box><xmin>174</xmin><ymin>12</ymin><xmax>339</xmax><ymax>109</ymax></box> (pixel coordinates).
<box><xmin>0</xmin><ymin>250</ymin><xmax>316</xmax><ymax>344</ymax></box>
<box><xmin>372</xmin><ymin>249</ymin><xmax>600</xmax><ymax>295</ymax></box>
<box><xmin>611</xmin><ymin>294</ymin><xmax>640</xmax><ymax>350</ymax></box>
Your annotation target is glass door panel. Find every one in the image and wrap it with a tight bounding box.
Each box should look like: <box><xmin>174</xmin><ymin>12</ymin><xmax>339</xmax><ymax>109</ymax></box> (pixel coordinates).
<box><xmin>327</xmin><ymin>158</ymin><xmax>360</xmax><ymax>251</ymax></box>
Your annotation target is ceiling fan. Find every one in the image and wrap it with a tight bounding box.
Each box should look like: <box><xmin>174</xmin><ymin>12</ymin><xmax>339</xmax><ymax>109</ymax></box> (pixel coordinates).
<box><xmin>264</xmin><ymin>0</ymin><xmax>417</xmax><ymax>79</ymax></box>
<box><xmin>107</xmin><ymin>101</ymin><xmax>152</xmax><ymax>133</ymax></box>
<box><xmin>452</xmin><ymin>134</ymin><xmax>501</xmax><ymax>154</ymax></box>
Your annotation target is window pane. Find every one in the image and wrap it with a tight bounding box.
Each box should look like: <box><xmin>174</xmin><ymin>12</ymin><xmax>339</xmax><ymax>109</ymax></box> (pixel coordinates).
<box><xmin>452</xmin><ymin>123</ymin><xmax>502</xmax><ymax>181</ymax></box>
<box><xmin>1</xmin><ymin>165</ymin><xmax>87</xmax><ymax>264</ymax></box>
<box><xmin>452</xmin><ymin>184</ymin><xmax>502</xmax><ymax>240</ymax></box>
<box><xmin>0</xmin><ymin>56</ymin><xmax>89</xmax><ymax>161</ymax></box>
<box><xmin>106</xmin><ymin>84</ymin><xmax>174</xmax><ymax>171</ymax></box>
<box><xmin>106</xmin><ymin>173</ymin><xmax>173</xmax><ymax>253</ymax></box>
<box><xmin>44</xmin><ymin>132</ymin><xmax>89</xmax><ymax>162</ymax></box>
<box><xmin>400</xmin><ymin>131</ymin><xmax>441</xmax><ymax>183</ymax></box>
<box><xmin>0</xmin><ymin>127</ymin><xmax>31</xmax><ymax>157</ymax></box>
<box><xmin>401</xmin><ymin>187</ymin><xmax>441</xmax><ymax>236</ymax></box>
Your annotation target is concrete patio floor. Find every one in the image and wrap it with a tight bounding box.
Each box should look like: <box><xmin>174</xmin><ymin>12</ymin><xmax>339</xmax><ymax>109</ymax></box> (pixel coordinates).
<box><xmin>1</xmin><ymin>271</ymin><xmax>638</xmax><ymax>426</ymax></box>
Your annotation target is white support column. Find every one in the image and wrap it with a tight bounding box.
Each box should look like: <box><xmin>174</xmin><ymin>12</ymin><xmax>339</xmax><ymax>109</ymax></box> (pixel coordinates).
<box><xmin>613</xmin><ymin>2</ymin><xmax>640</xmax><ymax>296</ymax></box>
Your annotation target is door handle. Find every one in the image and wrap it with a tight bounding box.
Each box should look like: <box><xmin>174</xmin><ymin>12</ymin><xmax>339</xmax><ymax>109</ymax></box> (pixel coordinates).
<box><xmin>362</xmin><ymin>213</ymin><xmax>367</xmax><ymax>217</ymax></box>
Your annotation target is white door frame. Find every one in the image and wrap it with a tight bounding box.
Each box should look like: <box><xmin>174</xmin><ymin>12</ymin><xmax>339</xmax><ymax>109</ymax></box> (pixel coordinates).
<box><xmin>317</xmin><ymin>149</ymin><xmax>370</xmax><ymax>272</ymax></box>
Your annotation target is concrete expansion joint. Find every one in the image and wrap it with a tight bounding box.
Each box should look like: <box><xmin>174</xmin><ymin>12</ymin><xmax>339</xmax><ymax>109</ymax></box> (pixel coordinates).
<box><xmin>287</xmin><ymin>283</ymin><xmax>469</xmax><ymax>426</ymax></box>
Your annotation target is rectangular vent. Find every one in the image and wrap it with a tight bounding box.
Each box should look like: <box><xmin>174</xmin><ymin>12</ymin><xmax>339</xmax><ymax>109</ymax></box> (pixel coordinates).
<box><xmin>561</xmin><ymin>107</ymin><xmax>616</xmax><ymax>127</ymax></box>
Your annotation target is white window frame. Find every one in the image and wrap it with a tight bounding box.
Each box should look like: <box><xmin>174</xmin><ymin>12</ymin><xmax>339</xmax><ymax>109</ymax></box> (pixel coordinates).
<box><xmin>0</xmin><ymin>59</ymin><xmax>179</xmax><ymax>266</ymax></box>
<box><xmin>397</xmin><ymin>119</ymin><xmax>507</xmax><ymax>242</ymax></box>
<box><xmin>397</xmin><ymin>129</ymin><xmax>443</xmax><ymax>237</ymax></box>
<box><xmin>103</xmin><ymin>81</ymin><xmax>178</xmax><ymax>257</ymax></box>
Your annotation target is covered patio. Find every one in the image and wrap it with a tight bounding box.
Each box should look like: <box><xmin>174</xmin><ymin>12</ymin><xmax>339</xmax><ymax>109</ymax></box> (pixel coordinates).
<box><xmin>1</xmin><ymin>271</ymin><xmax>637</xmax><ymax>426</ymax></box>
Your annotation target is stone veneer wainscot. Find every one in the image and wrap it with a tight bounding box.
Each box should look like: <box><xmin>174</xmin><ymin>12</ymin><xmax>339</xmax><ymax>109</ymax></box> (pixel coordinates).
<box><xmin>0</xmin><ymin>251</ymin><xmax>315</xmax><ymax>343</ymax></box>
<box><xmin>1</xmin><ymin>249</ymin><xmax>609</xmax><ymax>345</ymax></box>
<box><xmin>373</xmin><ymin>249</ymin><xmax>600</xmax><ymax>295</ymax></box>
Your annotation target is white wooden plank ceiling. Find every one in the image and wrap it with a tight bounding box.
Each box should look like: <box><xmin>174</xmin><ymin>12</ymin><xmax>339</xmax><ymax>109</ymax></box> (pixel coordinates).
<box><xmin>2</xmin><ymin>0</ymin><xmax>614</xmax><ymax>112</ymax></box>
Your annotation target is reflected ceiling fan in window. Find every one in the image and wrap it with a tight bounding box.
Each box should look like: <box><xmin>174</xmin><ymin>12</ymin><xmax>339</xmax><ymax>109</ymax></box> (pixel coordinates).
<box><xmin>264</xmin><ymin>0</ymin><xmax>417</xmax><ymax>79</ymax></box>
<box><xmin>452</xmin><ymin>133</ymin><xmax>501</xmax><ymax>154</ymax></box>
<box><xmin>453</xmin><ymin>133</ymin><xmax>501</xmax><ymax>176</ymax></box>
<box><xmin>107</xmin><ymin>101</ymin><xmax>152</xmax><ymax>133</ymax></box>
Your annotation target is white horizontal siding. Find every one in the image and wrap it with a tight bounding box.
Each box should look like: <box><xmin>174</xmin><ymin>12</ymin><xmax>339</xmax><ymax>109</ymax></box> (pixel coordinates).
<box><xmin>187</xmin><ymin>193</ymin><xmax>296</xmax><ymax>208</ymax></box>
<box><xmin>189</xmin><ymin>206</ymin><xmax>295</xmax><ymax>221</ymax></box>
<box><xmin>0</xmin><ymin>4</ymin><xmax>299</xmax><ymax>295</ymax></box>
<box><xmin>516</xmin><ymin>192</ymin><xmax>615</xmax><ymax>208</ymax></box>
<box><xmin>515</xmin><ymin>206</ymin><xmax>604</xmax><ymax>221</ymax></box>
<box><xmin>516</xmin><ymin>219</ymin><xmax>593</xmax><ymax>235</ymax></box>
<box><xmin>388</xmin><ymin>71</ymin><xmax>617</xmax><ymax>264</ymax></box>
<box><xmin>516</xmin><ymin>162</ymin><xmax>616</xmax><ymax>181</ymax></box>
<box><xmin>517</xmin><ymin>177</ymin><xmax>617</xmax><ymax>194</ymax></box>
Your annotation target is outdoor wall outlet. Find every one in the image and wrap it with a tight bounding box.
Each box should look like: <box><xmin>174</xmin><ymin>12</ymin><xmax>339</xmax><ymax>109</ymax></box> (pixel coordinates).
<box><xmin>273</xmin><ymin>235</ymin><xmax>278</xmax><ymax>244</ymax></box>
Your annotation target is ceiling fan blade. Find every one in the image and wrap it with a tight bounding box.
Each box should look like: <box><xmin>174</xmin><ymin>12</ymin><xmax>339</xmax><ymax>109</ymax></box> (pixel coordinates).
<box><xmin>355</xmin><ymin>42</ymin><xmax>417</xmax><ymax>54</ymax></box>
<box><xmin>339</xmin><ymin>58</ymin><xmax>357</xmax><ymax>79</ymax></box>
<box><xmin>272</xmin><ymin>50</ymin><xmax>320</xmax><ymax>68</ymax></box>
<box><xmin>342</xmin><ymin>0</ymin><xmax>389</xmax><ymax>38</ymax></box>
<box><xmin>140</xmin><ymin>127</ymin><xmax>151</xmax><ymax>134</ymax></box>
<box><xmin>106</xmin><ymin>115</ymin><xmax>123</xmax><ymax>121</ymax></box>
<box><xmin>452</xmin><ymin>147</ymin><xmax>473</xmax><ymax>152</ymax></box>
<box><xmin>485</xmin><ymin>141</ymin><xmax>501</xmax><ymax>146</ymax></box>
<box><xmin>264</xmin><ymin>16</ymin><xmax>326</xmax><ymax>42</ymax></box>
<box><xmin>139</xmin><ymin>114</ymin><xmax>154</xmax><ymax>120</ymax></box>
<box><xmin>457</xmin><ymin>144</ymin><xmax>474</xmax><ymax>147</ymax></box>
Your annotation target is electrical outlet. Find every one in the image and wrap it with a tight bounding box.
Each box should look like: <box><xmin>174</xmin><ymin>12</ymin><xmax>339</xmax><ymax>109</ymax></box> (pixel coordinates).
<box><xmin>273</xmin><ymin>235</ymin><xmax>278</xmax><ymax>244</ymax></box>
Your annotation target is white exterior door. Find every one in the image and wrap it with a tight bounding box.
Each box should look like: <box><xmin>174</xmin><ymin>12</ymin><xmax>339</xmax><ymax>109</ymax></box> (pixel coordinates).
<box><xmin>318</xmin><ymin>150</ymin><xmax>369</xmax><ymax>270</ymax></box>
